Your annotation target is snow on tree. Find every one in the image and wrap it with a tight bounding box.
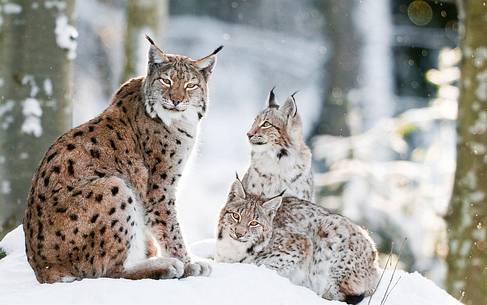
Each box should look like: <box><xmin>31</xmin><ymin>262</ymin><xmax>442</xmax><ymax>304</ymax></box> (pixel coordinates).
<box><xmin>0</xmin><ymin>0</ymin><xmax>76</xmax><ymax>239</ymax></box>
<box><xmin>446</xmin><ymin>1</ymin><xmax>487</xmax><ymax>304</ymax></box>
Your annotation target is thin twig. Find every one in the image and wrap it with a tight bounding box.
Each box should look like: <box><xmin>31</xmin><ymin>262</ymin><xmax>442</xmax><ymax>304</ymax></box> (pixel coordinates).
<box><xmin>367</xmin><ymin>242</ymin><xmax>394</xmax><ymax>305</ymax></box>
<box><xmin>382</xmin><ymin>276</ymin><xmax>402</xmax><ymax>305</ymax></box>
<box><xmin>380</xmin><ymin>238</ymin><xmax>407</xmax><ymax>305</ymax></box>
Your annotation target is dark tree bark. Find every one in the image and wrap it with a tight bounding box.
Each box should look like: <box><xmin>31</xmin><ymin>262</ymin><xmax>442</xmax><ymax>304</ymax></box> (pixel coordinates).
<box><xmin>446</xmin><ymin>1</ymin><xmax>487</xmax><ymax>304</ymax></box>
<box><xmin>122</xmin><ymin>0</ymin><xmax>168</xmax><ymax>81</ymax></box>
<box><xmin>0</xmin><ymin>0</ymin><xmax>75</xmax><ymax>238</ymax></box>
<box><xmin>312</xmin><ymin>0</ymin><xmax>363</xmax><ymax>137</ymax></box>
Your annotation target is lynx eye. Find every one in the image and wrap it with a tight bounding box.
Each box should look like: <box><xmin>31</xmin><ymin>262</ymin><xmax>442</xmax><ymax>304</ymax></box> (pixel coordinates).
<box><xmin>159</xmin><ymin>78</ymin><xmax>172</xmax><ymax>87</ymax></box>
<box><xmin>185</xmin><ymin>83</ymin><xmax>198</xmax><ymax>90</ymax></box>
<box><xmin>230</xmin><ymin>212</ymin><xmax>241</xmax><ymax>223</ymax></box>
<box><xmin>261</xmin><ymin>121</ymin><xmax>272</xmax><ymax>129</ymax></box>
<box><xmin>248</xmin><ymin>220</ymin><xmax>260</xmax><ymax>227</ymax></box>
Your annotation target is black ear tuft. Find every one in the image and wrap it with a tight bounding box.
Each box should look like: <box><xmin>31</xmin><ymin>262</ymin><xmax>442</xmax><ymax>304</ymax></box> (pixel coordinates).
<box><xmin>211</xmin><ymin>45</ymin><xmax>224</xmax><ymax>56</ymax></box>
<box><xmin>145</xmin><ymin>34</ymin><xmax>155</xmax><ymax>45</ymax></box>
<box><xmin>268</xmin><ymin>86</ymin><xmax>279</xmax><ymax>109</ymax></box>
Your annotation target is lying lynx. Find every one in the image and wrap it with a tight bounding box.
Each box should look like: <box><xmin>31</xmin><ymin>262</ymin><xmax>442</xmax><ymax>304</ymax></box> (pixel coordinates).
<box><xmin>216</xmin><ymin>177</ymin><xmax>380</xmax><ymax>304</ymax></box>
<box><xmin>23</xmin><ymin>36</ymin><xmax>222</xmax><ymax>283</ymax></box>
<box><xmin>243</xmin><ymin>89</ymin><xmax>314</xmax><ymax>201</ymax></box>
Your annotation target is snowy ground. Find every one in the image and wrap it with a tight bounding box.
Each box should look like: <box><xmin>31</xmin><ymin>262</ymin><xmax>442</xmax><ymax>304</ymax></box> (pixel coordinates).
<box><xmin>0</xmin><ymin>227</ymin><xmax>462</xmax><ymax>305</ymax></box>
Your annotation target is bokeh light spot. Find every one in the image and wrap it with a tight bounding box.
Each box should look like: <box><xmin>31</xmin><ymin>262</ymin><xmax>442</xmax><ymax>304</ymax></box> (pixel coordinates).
<box><xmin>407</xmin><ymin>0</ymin><xmax>433</xmax><ymax>26</ymax></box>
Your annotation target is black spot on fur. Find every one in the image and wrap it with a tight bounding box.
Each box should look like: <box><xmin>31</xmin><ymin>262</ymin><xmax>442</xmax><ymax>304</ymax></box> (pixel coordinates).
<box><xmin>67</xmin><ymin>159</ymin><xmax>75</xmax><ymax>176</ymax></box>
<box><xmin>109</xmin><ymin>139</ymin><xmax>117</xmax><ymax>150</ymax></box>
<box><xmin>46</xmin><ymin>151</ymin><xmax>57</xmax><ymax>162</ymax></box>
<box><xmin>94</xmin><ymin>170</ymin><xmax>105</xmax><ymax>178</ymax></box>
<box><xmin>277</xmin><ymin>148</ymin><xmax>288</xmax><ymax>159</ymax></box>
<box><xmin>69</xmin><ymin>214</ymin><xmax>78</xmax><ymax>221</ymax></box>
<box><xmin>90</xmin><ymin>149</ymin><xmax>100</xmax><ymax>158</ymax></box>
<box><xmin>73</xmin><ymin>131</ymin><xmax>84</xmax><ymax>137</ymax></box>
<box><xmin>111</xmin><ymin>187</ymin><xmax>119</xmax><ymax>196</ymax></box>
<box><xmin>95</xmin><ymin>194</ymin><xmax>103</xmax><ymax>202</ymax></box>
<box><xmin>90</xmin><ymin>137</ymin><xmax>98</xmax><ymax>144</ymax></box>
<box><xmin>90</xmin><ymin>214</ymin><xmax>99</xmax><ymax>223</ymax></box>
<box><xmin>55</xmin><ymin>207</ymin><xmax>67</xmax><ymax>213</ymax></box>
<box><xmin>108</xmin><ymin>207</ymin><xmax>116</xmax><ymax>215</ymax></box>
<box><xmin>52</xmin><ymin>166</ymin><xmax>60</xmax><ymax>173</ymax></box>
<box><xmin>67</xmin><ymin>143</ymin><xmax>76</xmax><ymax>150</ymax></box>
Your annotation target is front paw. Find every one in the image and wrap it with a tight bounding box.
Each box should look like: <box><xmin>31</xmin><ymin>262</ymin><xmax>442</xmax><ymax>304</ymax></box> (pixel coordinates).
<box><xmin>183</xmin><ymin>261</ymin><xmax>212</xmax><ymax>277</ymax></box>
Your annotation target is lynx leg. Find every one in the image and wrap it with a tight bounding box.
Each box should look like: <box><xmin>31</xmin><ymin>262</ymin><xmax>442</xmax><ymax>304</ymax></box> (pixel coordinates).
<box><xmin>109</xmin><ymin>257</ymin><xmax>184</xmax><ymax>280</ymax></box>
<box><xmin>26</xmin><ymin>176</ymin><xmax>185</xmax><ymax>283</ymax></box>
<box><xmin>255</xmin><ymin>231</ymin><xmax>311</xmax><ymax>278</ymax></box>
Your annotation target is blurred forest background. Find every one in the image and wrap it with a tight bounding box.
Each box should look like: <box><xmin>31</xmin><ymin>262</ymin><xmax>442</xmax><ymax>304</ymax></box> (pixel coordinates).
<box><xmin>0</xmin><ymin>0</ymin><xmax>486</xmax><ymax>304</ymax></box>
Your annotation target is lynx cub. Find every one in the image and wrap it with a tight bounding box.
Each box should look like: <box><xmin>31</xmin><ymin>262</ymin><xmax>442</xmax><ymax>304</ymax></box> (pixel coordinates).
<box><xmin>216</xmin><ymin>177</ymin><xmax>380</xmax><ymax>304</ymax></box>
<box><xmin>23</xmin><ymin>36</ymin><xmax>222</xmax><ymax>283</ymax></box>
<box><xmin>243</xmin><ymin>89</ymin><xmax>314</xmax><ymax>201</ymax></box>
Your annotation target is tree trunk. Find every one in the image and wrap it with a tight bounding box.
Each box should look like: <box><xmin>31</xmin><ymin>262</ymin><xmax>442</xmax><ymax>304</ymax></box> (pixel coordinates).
<box><xmin>312</xmin><ymin>0</ymin><xmax>362</xmax><ymax>137</ymax></box>
<box><xmin>446</xmin><ymin>1</ymin><xmax>487</xmax><ymax>304</ymax></box>
<box><xmin>122</xmin><ymin>0</ymin><xmax>168</xmax><ymax>81</ymax></box>
<box><xmin>0</xmin><ymin>0</ymin><xmax>75</xmax><ymax>238</ymax></box>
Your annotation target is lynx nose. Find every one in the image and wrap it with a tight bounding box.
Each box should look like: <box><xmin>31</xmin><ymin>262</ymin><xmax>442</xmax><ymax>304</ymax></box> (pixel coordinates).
<box><xmin>235</xmin><ymin>232</ymin><xmax>243</xmax><ymax>239</ymax></box>
<box><xmin>170</xmin><ymin>92</ymin><xmax>184</xmax><ymax>106</ymax></box>
<box><xmin>247</xmin><ymin>132</ymin><xmax>254</xmax><ymax>140</ymax></box>
<box><xmin>172</xmin><ymin>99</ymin><xmax>182</xmax><ymax>106</ymax></box>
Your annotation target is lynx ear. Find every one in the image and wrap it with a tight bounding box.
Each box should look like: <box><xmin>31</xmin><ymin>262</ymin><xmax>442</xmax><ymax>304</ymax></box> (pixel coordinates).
<box><xmin>229</xmin><ymin>175</ymin><xmax>246</xmax><ymax>199</ymax></box>
<box><xmin>194</xmin><ymin>45</ymin><xmax>223</xmax><ymax>78</ymax></box>
<box><xmin>281</xmin><ymin>93</ymin><xmax>298</xmax><ymax>118</ymax></box>
<box><xmin>262</xmin><ymin>190</ymin><xmax>285</xmax><ymax>212</ymax></box>
<box><xmin>267</xmin><ymin>87</ymin><xmax>279</xmax><ymax>109</ymax></box>
<box><xmin>146</xmin><ymin>35</ymin><xmax>167</xmax><ymax>64</ymax></box>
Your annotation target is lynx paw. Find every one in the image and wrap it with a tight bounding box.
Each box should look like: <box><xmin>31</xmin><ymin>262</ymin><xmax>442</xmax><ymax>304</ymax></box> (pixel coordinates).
<box><xmin>160</xmin><ymin>257</ymin><xmax>185</xmax><ymax>279</ymax></box>
<box><xmin>183</xmin><ymin>261</ymin><xmax>212</xmax><ymax>277</ymax></box>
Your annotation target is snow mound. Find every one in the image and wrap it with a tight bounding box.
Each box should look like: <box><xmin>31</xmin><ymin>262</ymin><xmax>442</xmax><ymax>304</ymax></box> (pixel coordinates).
<box><xmin>0</xmin><ymin>227</ymin><xmax>462</xmax><ymax>305</ymax></box>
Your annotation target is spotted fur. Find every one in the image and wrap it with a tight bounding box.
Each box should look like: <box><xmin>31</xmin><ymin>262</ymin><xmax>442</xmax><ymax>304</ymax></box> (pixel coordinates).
<box><xmin>243</xmin><ymin>89</ymin><xmax>314</xmax><ymax>201</ymax></box>
<box><xmin>23</xmin><ymin>37</ymin><xmax>221</xmax><ymax>283</ymax></box>
<box><xmin>216</xmin><ymin>179</ymin><xmax>380</xmax><ymax>304</ymax></box>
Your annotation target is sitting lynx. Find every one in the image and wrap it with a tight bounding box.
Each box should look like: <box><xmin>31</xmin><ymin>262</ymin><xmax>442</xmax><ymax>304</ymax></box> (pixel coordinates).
<box><xmin>23</xmin><ymin>36</ymin><xmax>222</xmax><ymax>283</ymax></box>
<box><xmin>243</xmin><ymin>89</ymin><xmax>314</xmax><ymax>201</ymax></box>
<box><xmin>216</xmin><ymin>177</ymin><xmax>380</xmax><ymax>304</ymax></box>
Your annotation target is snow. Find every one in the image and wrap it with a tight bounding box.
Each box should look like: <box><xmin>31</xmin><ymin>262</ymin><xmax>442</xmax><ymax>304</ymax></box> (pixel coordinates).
<box><xmin>21</xmin><ymin>98</ymin><xmax>43</xmax><ymax>138</ymax></box>
<box><xmin>0</xmin><ymin>180</ymin><xmax>10</xmax><ymax>195</ymax></box>
<box><xmin>43</xmin><ymin>79</ymin><xmax>53</xmax><ymax>97</ymax></box>
<box><xmin>2</xmin><ymin>3</ymin><xmax>22</xmax><ymax>14</ymax></box>
<box><xmin>55</xmin><ymin>15</ymin><xmax>78</xmax><ymax>60</ymax></box>
<box><xmin>0</xmin><ymin>227</ymin><xmax>463</xmax><ymax>305</ymax></box>
<box><xmin>45</xmin><ymin>0</ymin><xmax>67</xmax><ymax>11</ymax></box>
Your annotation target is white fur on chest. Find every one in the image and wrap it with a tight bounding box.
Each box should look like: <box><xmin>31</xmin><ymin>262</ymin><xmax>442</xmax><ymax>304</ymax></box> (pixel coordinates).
<box><xmin>215</xmin><ymin>236</ymin><xmax>250</xmax><ymax>263</ymax></box>
<box><xmin>245</xmin><ymin>148</ymin><xmax>312</xmax><ymax>200</ymax></box>
<box><xmin>146</xmin><ymin>102</ymin><xmax>200</xmax><ymax>136</ymax></box>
